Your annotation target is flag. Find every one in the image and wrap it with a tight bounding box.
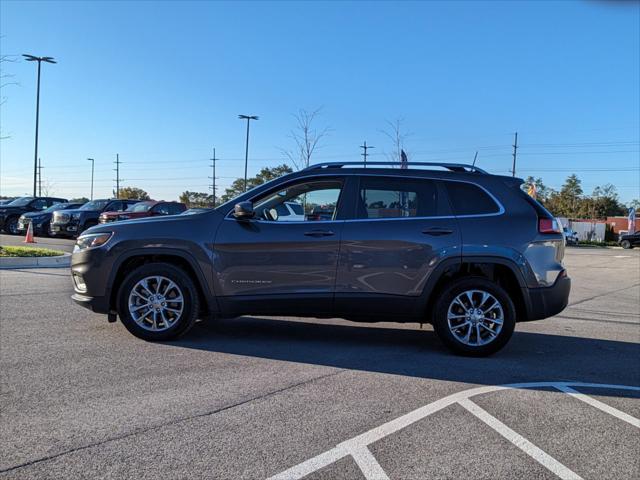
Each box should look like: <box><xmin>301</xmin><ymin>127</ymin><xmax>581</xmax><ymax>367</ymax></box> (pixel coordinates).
<box><xmin>629</xmin><ymin>208</ymin><xmax>636</xmax><ymax>234</ymax></box>
<box><xmin>527</xmin><ymin>183</ymin><xmax>537</xmax><ymax>200</ymax></box>
<box><xmin>400</xmin><ymin>149</ymin><xmax>408</xmax><ymax>170</ymax></box>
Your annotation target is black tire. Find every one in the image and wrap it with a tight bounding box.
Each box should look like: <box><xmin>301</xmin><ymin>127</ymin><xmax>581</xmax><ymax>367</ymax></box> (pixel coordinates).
<box><xmin>432</xmin><ymin>277</ymin><xmax>516</xmax><ymax>357</ymax></box>
<box><xmin>117</xmin><ymin>263</ymin><xmax>200</xmax><ymax>341</ymax></box>
<box><xmin>4</xmin><ymin>216</ymin><xmax>19</xmax><ymax>235</ymax></box>
<box><xmin>621</xmin><ymin>240</ymin><xmax>632</xmax><ymax>249</ymax></box>
<box><xmin>40</xmin><ymin>221</ymin><xmax>51</xmax><ymax>238</ymax></box>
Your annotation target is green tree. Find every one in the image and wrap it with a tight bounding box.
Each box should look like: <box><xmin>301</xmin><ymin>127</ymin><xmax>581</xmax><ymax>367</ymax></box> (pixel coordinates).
<box><xmin>590</xmin><ymin>184</ymin><xmax>626</xmax><ymax>218</ymax></box>
<box><xmin>179</xmin><ymin>191</ymin><xmax>213</xmax><ymax>208</ymax></box>
<box><xmin>220</xmin><ymin>164</ymin><xmax>293</xmax><ymax>203</ymax></box>
<box><xmin>545</xmin><ymin>174</ymin><xmax>583</xmax><ymax>218</ymax></box>
<box><xmin>628</xmin><ymin>199</ymin><xmax>640</xmax><ymax>210</ymax></box>
<box><xmin>116</xmin><ymin>187</ymin><xmax>150</xmax><ymax>200</ymax></box>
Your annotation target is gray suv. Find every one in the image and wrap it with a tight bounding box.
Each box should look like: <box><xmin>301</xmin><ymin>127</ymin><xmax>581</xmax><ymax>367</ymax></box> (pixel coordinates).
<box><xmin>71</xmin><ymin>162</ymin><xmax>570</xmax><ymax>356</ymax></box>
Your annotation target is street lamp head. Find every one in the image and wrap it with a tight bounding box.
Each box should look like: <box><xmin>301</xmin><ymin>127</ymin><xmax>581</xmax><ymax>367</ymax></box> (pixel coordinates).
<box><xmin>238</xmin><ymin>115</ymin><xmax>259</xmax><ymax>120</ymax></box>
<box><xmin>22</xmin><ymin>54</ymin><xmax>57</xmax><ymax>63</ymax></box>
<box><xmin>87</xmin><ymin>158</ymin><xmax>94</xmax><ymax>162</ymax></box>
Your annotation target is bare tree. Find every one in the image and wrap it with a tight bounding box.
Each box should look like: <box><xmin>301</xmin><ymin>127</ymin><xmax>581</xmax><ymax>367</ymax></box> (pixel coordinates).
<box><xmin>40</xmin><ymin>179</ymin><xmax>56</xmax><ymax>197</ymax></box>
<box><xmin>281</xmin><ymin>108</ymin><xmax>330</xmax><ymax>170</ymax></box>
<box><xmin>381</xmin><ymin>118</ymin><xmax>411</xmax><ymax>164</ymax></box>
<box><xmin>0</xmin><ymin>50</ymin><xmax>18</xmax><ymax>139</ymax></box>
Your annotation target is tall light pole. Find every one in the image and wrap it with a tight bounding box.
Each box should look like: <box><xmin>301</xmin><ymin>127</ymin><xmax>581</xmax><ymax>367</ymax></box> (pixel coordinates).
<box><xmin>87</xmin><ymin>158</ymin><xmax>95</xmax><ymax>200</ymax></box>
<box><xmin>238</xmin><ymin>114</ymin><xmax>259</xmax><ymax>192</ymax></box>
<box><xmin>23</xmin><ymin>54</ymin><xmax>56</xmax><ymax>197</ymax></box>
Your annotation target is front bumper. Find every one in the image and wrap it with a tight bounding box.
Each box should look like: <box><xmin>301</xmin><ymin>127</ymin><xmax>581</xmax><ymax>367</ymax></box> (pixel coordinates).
<box><xmin>50</xmin><ymin>221</ymin><xmax>80</xmax><ymax>237</ymax></box>
<box><xmin>521</xmin><ymin>272</ymin><xmax>571</xmax><ymax>321</ymax></box>
<box><xmin>71</xmin><ymin>293</ymin><xmax>111</xmax><ymax>313</ymax></box>
<box><xmin>17</xmin><ymin>219</ymin><xmax>46</xmax><ymax>235</ymax></box>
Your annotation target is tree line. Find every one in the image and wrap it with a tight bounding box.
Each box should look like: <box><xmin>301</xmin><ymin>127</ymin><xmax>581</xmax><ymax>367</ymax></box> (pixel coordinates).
<box><xmin>525</xmin><ymin>174</ymin><xmax>637</xmax><ymax>219</ymax></box>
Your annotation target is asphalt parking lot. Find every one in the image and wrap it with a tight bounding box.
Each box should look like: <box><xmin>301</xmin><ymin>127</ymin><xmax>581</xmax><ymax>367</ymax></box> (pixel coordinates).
<box><xmin>0</xmin><ymin>247</ymin><xmax>638</xmax><ymax>479</ymax></box>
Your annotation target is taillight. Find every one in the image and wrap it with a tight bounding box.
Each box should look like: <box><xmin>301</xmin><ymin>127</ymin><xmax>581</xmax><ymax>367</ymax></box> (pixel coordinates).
<box><xmin>539</xmin><ymin>218</ymin><xmax>561</xmax><ymax>234</ymax></box>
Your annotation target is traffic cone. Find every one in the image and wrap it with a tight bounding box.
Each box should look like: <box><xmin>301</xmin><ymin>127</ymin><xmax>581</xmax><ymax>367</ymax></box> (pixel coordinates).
<box><xmin>23</xmin><ymin>222</ymin><xmax>36</xmax><ymax>243</ymax></box>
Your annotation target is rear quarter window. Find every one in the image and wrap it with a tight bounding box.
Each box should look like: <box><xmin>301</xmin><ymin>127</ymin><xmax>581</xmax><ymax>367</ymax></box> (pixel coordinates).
<box><xmin>444</xmin><ymin>181</ymin><xmax>501</xmax><ymax>215</ymax></box>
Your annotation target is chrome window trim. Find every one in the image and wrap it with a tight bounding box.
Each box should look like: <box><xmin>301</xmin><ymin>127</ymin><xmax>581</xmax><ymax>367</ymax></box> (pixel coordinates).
<box><xmin>223</xmin><ymin>172</ymin><xmax>505</xmax><ymax>222</ymax></box>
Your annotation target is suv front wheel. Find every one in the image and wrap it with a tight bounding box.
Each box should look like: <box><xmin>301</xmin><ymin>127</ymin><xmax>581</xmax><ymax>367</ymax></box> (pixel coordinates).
<box><xmin>433</xmin><ymin>277</ymin><xmax>516</xmax><ymax>356</ymax></box>
<box><xmin>117</xmin><ymin>263</ymin><xmax>199</xmax><ymax>341</ymax></box>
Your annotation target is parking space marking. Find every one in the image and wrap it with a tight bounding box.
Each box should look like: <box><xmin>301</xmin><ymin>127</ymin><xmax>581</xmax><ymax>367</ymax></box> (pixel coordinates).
<box><xmin>351</xmin><ymin>446</ymin><xmax>391</xmax><ymax>480</ymax></box>
<box><xmin>267</xmin><ymin>382</ymin><xmax>640</xmax><ymax>480</ymax></box>
<box><xmin>555</xmin><ymin>385</ymin><xmax>640</xmax><ymax>428</ymax></box>
<box><xmin>458</xmin><ymin>398</ymin><xmax>583</xmax><ymax>480</ymax></box>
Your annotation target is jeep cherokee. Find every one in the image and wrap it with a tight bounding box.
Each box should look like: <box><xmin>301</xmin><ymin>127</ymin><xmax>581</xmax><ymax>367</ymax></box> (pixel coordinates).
<box><xmin>70</xmin><ymin>162</ymin><xmax>570</xmax><ymax>356</ymax></box>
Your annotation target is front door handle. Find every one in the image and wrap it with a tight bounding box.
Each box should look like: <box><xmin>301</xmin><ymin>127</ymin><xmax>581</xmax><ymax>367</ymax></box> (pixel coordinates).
<box><xmin>422</xmin><ymin>227</ymin><xmax>453</xmax><ymax>236</ymax></box>
<box><xmin>304</xmin><ymin>230</ymin><xmax>335</xmax><ymax>237</ymax></box>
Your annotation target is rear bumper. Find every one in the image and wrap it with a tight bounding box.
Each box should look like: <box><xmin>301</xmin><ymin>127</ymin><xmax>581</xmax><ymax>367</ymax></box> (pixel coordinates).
<box><xmin>521</xmin><ymin>273</ymin><xmax>571</xmax><ymax>321</ymax></box>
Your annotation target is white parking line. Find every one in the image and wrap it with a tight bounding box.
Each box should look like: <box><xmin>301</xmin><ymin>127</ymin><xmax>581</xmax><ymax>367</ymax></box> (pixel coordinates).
<box><xmin>266</xmin><ymin>382</ymin><xmax>640</xmax><ymax>480</ymax></box>
<box><xmin>350</xmin><ymin>446</ymin><xmax>391</xmax><ymax>480</ymax></box>
<box><xmin>458</xmin><ymin>398</ymin><xmax>583</xmax><ymax>480</ymax></box>
<box><xmin>555</xmin><ymin>385</ymin><xmax>640</xmax><ymax>428</ymax></box>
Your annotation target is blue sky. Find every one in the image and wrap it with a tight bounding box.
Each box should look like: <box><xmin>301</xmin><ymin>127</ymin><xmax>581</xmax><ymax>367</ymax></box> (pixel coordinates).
<box><xmin>1</xmin><ymin>0</ymin><xmax>639</xmax><ymax>203</ymax></box>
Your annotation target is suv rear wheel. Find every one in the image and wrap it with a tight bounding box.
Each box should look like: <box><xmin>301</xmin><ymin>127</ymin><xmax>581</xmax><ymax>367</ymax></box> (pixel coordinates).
<box><xmin>117</xmin><ymin>263</ymin><xmax>199</xmax><ymax>341</ymax></box>
<box><xmin>433</xmin><ymin>277</ymin><xmax>516</xmax><ymax>356</ymax></box>
<box><xmin>620</xmin><ymin>240</ymin><xmax>632</xmax><ymax>249</ymax></box>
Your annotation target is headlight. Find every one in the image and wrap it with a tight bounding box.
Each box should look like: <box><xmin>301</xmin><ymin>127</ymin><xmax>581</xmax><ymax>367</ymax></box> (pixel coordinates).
<box><xmin>73</xmin><ymin>232</ymin><xmax>113</xmax><ymax>252</ymax></box>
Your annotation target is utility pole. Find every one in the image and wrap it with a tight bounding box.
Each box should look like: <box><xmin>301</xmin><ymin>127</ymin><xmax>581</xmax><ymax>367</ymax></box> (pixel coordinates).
<box><xmin>238</xmin><ymin>115</ymin><xmax>259</xmax><ymax>192</ymax></box>
<box><xmin>23</xmin><ymin>54</ymin><xmax>56</xmax><ymax>197</ymax></box>
<box><xmin>37</xmin><ymin>158</ymin><xmax>43</xmax><ymax>196</ymax></box>
<box><xmin>114</xmin><ymin>154</ymin><xmax>122</xmax><ymax>199</ymax></box>
<box><xmin>212</xmin><ymin>149</ymin><xmax>217</xmax><ymax>207</ymax></box>
<box><xmin>511</xmin><ymin>131</ymin><xmax>518</xmax><ymax>177</ymax></box>
<box><xmin>87</xmin><ymin>158</ymin><xmax>95</xmax><ymax>200</ymax></box>
<box><xmin>360</xmin><ymin>141</ymin><xmax>374</xmax><ymax>168</ymax></box>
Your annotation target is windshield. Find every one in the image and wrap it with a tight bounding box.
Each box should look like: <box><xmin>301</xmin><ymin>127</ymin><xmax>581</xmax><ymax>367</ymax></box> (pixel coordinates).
<box><xmin>6</xmin><ymin>197</ymin><xmax>34</xmax><ymax>207</ymax></box>
<box><xmin>44</xmin><ymin>203</ymin><xmax>70</xmax><ymax>213</ymax></box>
<box><xmin>80</xmin><ymin>200</ymin><xmax>109</xmax><ymax>211</ymax></box>
<box><xmin>126</xmin><ymin>202</ymin><xmax>153</xmax><ymax>213</ymax></box>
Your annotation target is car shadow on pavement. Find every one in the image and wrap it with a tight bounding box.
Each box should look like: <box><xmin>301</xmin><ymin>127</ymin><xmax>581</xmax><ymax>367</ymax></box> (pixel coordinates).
<box><xmin>167</xmin><ymin>316</ymin><xmax>640</xmax><ymax>397</ymax></box>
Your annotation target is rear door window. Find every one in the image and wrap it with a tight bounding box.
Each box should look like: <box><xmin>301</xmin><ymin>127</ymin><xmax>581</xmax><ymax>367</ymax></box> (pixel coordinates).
<box><xmin>443</xmin><ymin>181</ymin><xmax>501</xmax><ymax>216</ymax></box>
<box><xmin>357</xmin><ymin>177</ymin><xmax>439</xmax><ymax>219</ymax></box>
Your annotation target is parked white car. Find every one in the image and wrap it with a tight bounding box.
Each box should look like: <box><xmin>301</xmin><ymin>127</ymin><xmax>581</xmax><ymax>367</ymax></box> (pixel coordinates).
<box><xmin>268</xmin><ymin>201</ymin><xmax>305</xmax><ymax>222</ymax></box>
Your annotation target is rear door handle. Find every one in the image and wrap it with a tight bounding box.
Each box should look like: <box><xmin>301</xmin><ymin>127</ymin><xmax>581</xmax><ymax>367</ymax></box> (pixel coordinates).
<box><xmin>304</xmin><ymin>230</ymin><xmax>335</xmax><ymax>237</ymax></box>
<box><xmin>422</xmin><ymin>227</ymin><xmax>453</xmax><ymax>236</ymax></box>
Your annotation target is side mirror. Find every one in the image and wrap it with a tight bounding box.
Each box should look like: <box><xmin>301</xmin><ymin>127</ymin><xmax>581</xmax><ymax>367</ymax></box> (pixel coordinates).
<box><xmin>234</xmin><ymin>201</ymin><xmax>255</xmax><ymax>220</ymax></box>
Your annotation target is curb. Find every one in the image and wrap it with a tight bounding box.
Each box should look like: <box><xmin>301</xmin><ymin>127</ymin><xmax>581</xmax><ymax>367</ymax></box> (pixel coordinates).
<box><xmin>0</xmin><ymin>252</ymin><xmax>71</xmax><ymax>269</ymax></box>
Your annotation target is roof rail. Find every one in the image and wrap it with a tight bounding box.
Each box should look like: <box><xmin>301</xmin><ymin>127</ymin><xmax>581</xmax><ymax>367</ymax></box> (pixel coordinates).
<box><xmin>303</xmin><ymin>161</ymin><xmax>489</xmax><ymax>174</ymax></box>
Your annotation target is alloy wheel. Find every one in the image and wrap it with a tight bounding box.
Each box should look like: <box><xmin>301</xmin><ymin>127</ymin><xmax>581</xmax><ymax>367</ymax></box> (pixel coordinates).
<box><xmin>128</xmin><ymin>275</ymin><xmax>184</xmax><ymax>331</ymax></box>
<box><xmin>447</xmin><ymin>289</ymin><xmax>504</xmax><ymax>346</ymax></box>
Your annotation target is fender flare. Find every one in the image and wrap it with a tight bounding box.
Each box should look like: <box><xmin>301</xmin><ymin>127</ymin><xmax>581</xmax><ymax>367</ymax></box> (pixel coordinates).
<box><xmin>415</xmin><ymin>255</ymin><xmax>531</xmax><ymax>318</ymax></box>
<box><xmin>107</xmin><ymin>247</ymin><xmax>216</xmax><ymax>313</ymax></box>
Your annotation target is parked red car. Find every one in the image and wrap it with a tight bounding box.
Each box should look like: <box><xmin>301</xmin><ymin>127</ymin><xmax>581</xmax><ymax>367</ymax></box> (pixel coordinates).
<box><xmin>99</xmin><ymin>200</ymin><xmax>187</xmax><ymax>223</ymax></box>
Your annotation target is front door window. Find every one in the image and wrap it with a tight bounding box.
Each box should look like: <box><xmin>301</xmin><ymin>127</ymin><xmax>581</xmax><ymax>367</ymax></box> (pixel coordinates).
<box><xmin>253</xmin><ymin>179</ymin><xmax>343</xmax><ymax>222</ymax></box>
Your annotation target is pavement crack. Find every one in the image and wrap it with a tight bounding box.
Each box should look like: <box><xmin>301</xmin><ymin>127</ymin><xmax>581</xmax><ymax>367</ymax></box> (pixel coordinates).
<box><xmin>0</xmin><ymin>369</ymin><xmax>346</xmax><ymax>474</ymax></box>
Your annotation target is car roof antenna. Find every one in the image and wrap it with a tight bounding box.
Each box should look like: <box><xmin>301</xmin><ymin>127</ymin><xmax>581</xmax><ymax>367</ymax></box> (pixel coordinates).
<box><xmin>472</xmin><ymin>151</ymin><xmax>478</xmax><ymax>167</ymax></box>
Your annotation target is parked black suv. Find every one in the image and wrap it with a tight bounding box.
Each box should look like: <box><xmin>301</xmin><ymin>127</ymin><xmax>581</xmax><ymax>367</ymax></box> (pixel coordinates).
<box><xmin>619</xmin><ymin>231</ymin><xmax>640</xmax><ymax>249</ymax></box>
<box><xmin>50</xmin><ymin>198</ymin><xmax>141</xmax><ymax>238</ymax></box>
<box><xmin>71</xmin><ymin>162</ymin><xmax>570</xmax><ymax>356</ymax></box>
<box><xmin>0</xmin><ymin>196</ymin><xmax>67</xmax><ymax>234</ymax></box>
<box><xmin>17</xmin><ymin>202</ymin><xmax>86</xmax><ymax>237</ymax></box>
